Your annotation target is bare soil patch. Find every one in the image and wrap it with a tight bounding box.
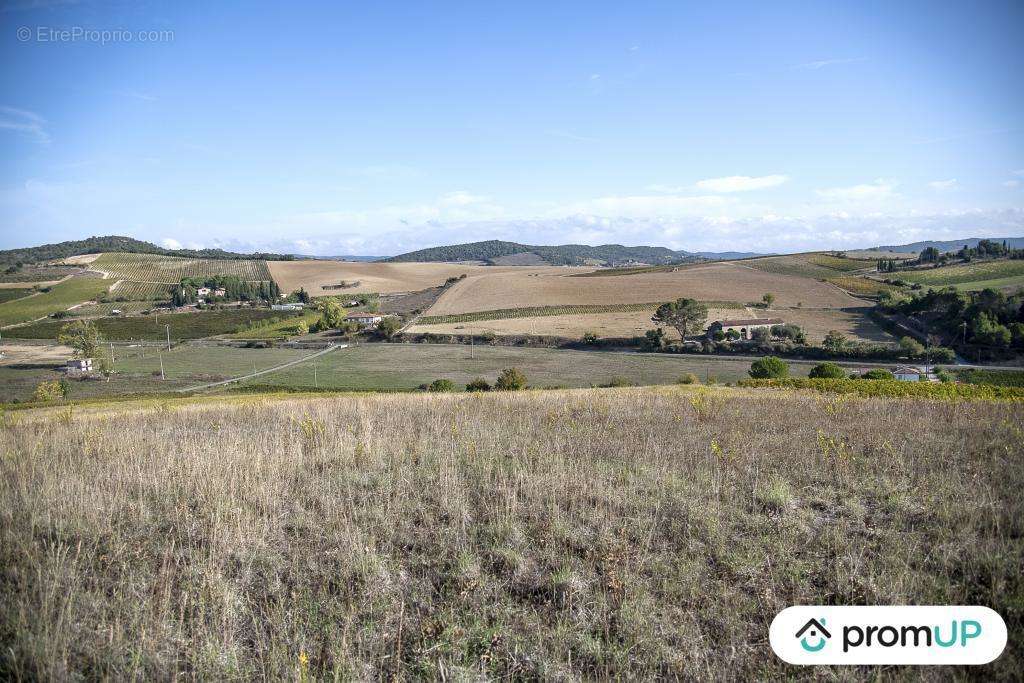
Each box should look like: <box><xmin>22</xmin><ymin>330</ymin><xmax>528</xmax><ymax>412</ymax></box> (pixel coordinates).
<box><xmin>267</xmin><ymin>261</ymin><xmax>537</xmax><ymax>296</ymax></box>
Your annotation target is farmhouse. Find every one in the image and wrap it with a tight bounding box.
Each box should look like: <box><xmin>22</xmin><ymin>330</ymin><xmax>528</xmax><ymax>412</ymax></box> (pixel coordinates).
<box><xmin>893</xmin><ymin>366</ymin><xmax>939</xmax><ymax>382</ymax></box>
<box><xmin>272</xmin><ymin>303</ymin><xmax>304</xmax><ymax>311</ymax></box>
<box><xmin>345</xmin><ymin>312</ymin><xmax>385</xmax><ymax>328</ymax></box>
<box><xmin>65</xmin><ymin>358</ymin><xmax>93</xmax><ymax>376</ymax></box>
<box><xmin>707</xmin><ymin>317</ymin><xmax>784</xmax><ymax>340</ymax></box>
<box><xmin>196</xmin><ymin>287</ymin><xmax>211</xmax><ymax>296</ymax></box>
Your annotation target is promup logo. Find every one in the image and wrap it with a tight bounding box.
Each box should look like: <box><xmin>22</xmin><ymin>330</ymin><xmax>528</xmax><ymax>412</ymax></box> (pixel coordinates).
<box><xmin>770</xmin><ymin>606</ymin><xmax>1006</xmax><ymax>665</ymax></box>
<box><xmin>795</xmin><ymin>618</ymin><xmax>831</xmax><ymax>652</ymax></box>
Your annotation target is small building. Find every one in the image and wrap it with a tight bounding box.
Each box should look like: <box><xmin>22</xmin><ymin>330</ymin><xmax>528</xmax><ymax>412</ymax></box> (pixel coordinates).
<box><xmin>707</xmin><ymin>317</ymin><xmax>784</xmax><ymax>340</ymax></box>
<box><xmin>196</xmin><ymin>287</ymin><xmax>211</xmax><ymax>296</ymax></box>
<box><xmin>893</xmin><ymin>365</ymin><xmax>939</xmax><ymax>382</ymax></box>
<box><xmin>213</xmin><ymin>288</ymin><xmax>227</xmax><ymax>297</ymax></box>
<box><xmin>345</xmin><ymin>312</ymin><xmax>385</xmax><ymax>328</ymax></box>
<box><xmin>110</xmin><ymin>308</ymin><xmax>122</xmax><ymax>316</ymax></box>
<box><xmin>272</xmin><ymin>303</ymin><xmax>305</xmax><ymax>311</ymax></box>
<box><xmin>66</xmin><ymin>358</ymin><xmax>93</xmax><ymax>376</ymax></box>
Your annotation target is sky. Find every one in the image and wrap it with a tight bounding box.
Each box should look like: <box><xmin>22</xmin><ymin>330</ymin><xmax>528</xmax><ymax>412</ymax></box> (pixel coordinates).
<box><xmin>1</xmin><ymin>0</ymin><xmax>1022</xmax><ymax>256</ymax></box>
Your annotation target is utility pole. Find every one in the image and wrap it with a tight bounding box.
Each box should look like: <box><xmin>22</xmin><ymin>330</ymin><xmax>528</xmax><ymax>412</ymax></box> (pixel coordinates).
<box><xmin>470</xmin><ymin>334</ymin><xmax>474</xmax><ymax>359</ymax></box>
<box><xmin>159</xmin><ymin>352</ymin><xmax>165</xmax><ymax>380</ymax></box>
<box><xmin>313</xmin><ymin>361</ymin><xmax>318</xmax><ymax>389</ymax></box>
<box><xmin>110</xmin><ymin>342</ymin><xmax>116</xmax><ymax>372</ymax></box>
<box><xmin>165</xmin><ymin>324</ymin><xmax>171</xmax><ymax>352</ymax></box>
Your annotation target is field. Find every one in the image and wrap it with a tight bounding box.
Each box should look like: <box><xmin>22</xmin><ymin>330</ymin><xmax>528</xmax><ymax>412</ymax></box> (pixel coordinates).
<box><xmin>108</xmin><ymin>280</ymin><xmax>177</xmax><ymax>301</ymax></box>
<box><xmin>428</xmin><ymin>262</ymin><xmax>861</xmax><ymax>315</ymax></box>
<box><xmin>267</xmin><ymin>260</ymin><xmax>524</xmax><ymax>296</ymax></box>
<box><xmin>92</xmin><ymin>252</ymin><xmax>272</xmax><ymax>283</ymax></box>
<box><xmin>891</xmin><ymin>259</ymin><xmax>1024</xmax><ymax>289</ymax></box>
<box><xmin>763</xmin><ymin>306</ymin><xmax>894</xmax><ymax>344</ymax></box>
<box><xmin>743</xmin><ymin>253</ymin><xmax>870</xmax><ymax>279</ymax></box>
<box><xmin>0</xmin><ymin>275</ymin><xmax>112</xmax><ymax>326</ymax></box>
<box><xmin>0</xmin><ymin>288</ymin><xmax>33</xmax><ymax>304</ymax></box>
<box><xmin>826</xmin><ymin>276</ymin><xmax>899</xmax><ymax>297</ymax></box>
<box><xmin>0</xmin><ymin>264</ymin><xmax>82</xmax><ymax>283</ymax></box>
<box><xmin>1</xmin><ymin>388</ymin><xmax>1020</xmax><ymax>679</ymax></box>
<box><xmin>412</xmin><ymin>306</ymin><xmax>749</xmax><ymax>340</ymax></box>
<box><xmin>2</xmin><ymin>308</ymin><xmax>300</xmax><ymax>341</ymax></box>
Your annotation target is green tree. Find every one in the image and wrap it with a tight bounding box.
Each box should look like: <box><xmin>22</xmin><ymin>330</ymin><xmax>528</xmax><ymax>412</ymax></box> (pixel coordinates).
<box><xmin>761</xmin><ymin>292</ymin><xmax>776</xmax><ymax>308</ymax></box>
<box><xmin>748</xmin><ymin>356</ymin><xmax>789</xmax><ymax>379</ymax></box>
<box><xmin>377</xmin><ymin>316</ymin><xmax>401</xmax><ymax>339</ymax></box>
<box><xmin>642</xmin><ymin>328</ymin><xmax>666</xmax><ymax>350</ymax></box>
<box><xmin>581</xmin><ymin>330</ymin><xmax>599</xmax><ymax>345</ymax></box>
<box><xmin>808</xmin><ymin>362</ymin><xmax>846</xmax><ymax>379</ymax></box>
<box><xmin>32</xmin><ymin>380</ymin><xmax>64</xmax><ymax>403</ymax></box>
<box><xmin>822</xmin><ymin>329</ymin><xmax>847</xmax><ymax>353</ymax></box>
<box><xmin>428</xmin><ymin>378</ymin><xmax>456</xmax><ymax>392</ymax></box>
<box><xmin>57</xmin><ymin>320</ymin><xmax>102</xmax><ymax>359</ymax></box>
<box><xmin>652</xmin><ymin>298</ymin><xmax>708</xmax><ymax>339</ymax></box>
<box><xmin>495</xmin><ymin>367</ymin><xmax>527</xmax><ymax>391</ymax></box>
<box><xmin>898</xmin><ymin>336</ymin><xmax>925</xmax><ymax>358</ymax></box>
<box><xmin>862</xmin><ymin>369</ymin><xmax>894</xmax><ymax>380</ymax></box>
<box><xmin>314</xmin><ymin>299</ymin><xmax>346</xmax><ymax>328</ymax></box>
<box><xmin>465</xmin><ymin>378</ymin><xmax>491</xmax><ymax>392</ymax></box>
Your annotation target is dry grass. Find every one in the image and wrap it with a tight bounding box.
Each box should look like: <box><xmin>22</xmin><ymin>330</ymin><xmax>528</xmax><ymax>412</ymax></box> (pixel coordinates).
<box><xmin>763</xmin><ymin>306</ymin><xmax>895</xmax><ymax>344</ymax></box>
<box><xmin>430</xmin><ymin>262</ymin><xmax>862</xmax><ymax>315</ymax></box>
<box><xmin>1</xmin><ymin>388</ymin><xmax>1021</xmax><ymax>679</ymax></box>
<box><xmin>266</xmin><ymin>261</ymin><xmax>531</xmax><ymax>296</ymax></box>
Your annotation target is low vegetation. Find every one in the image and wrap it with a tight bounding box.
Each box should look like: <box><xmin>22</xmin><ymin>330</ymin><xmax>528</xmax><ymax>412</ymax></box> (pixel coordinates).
<box><xmin>1</xmin><ymin>388</ymin><xmax>1020</xmax><ymax>678</ymax></box>
<box><xmin>0</xmin><ymin>276</ymin><xmax>112</xmax><ymax>326</ymax></box>
<box><xmin>93</xmin><ymin>252</ymin><xmax>273</xmax><ymax>283</ymax></box>
<box><xmin>418</xmin><ymin>301</ymin><xmax>742</xmax><ymax>325</ymax></box>
<box><xmin>891</xmin><ymin>259</ymin><xmax>1024</xmax><ymax>287</ymax></box>
<box><xmin>741</xmin><ymin>377</ymin><xmax>1024</xmax><ymax>400</ymax></box>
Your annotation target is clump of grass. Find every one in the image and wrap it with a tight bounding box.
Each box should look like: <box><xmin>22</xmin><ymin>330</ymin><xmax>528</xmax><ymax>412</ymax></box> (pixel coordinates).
<box><xmin>0</xmin><ymin>388</ymin><xmax>1021</xmax><ymax>679</ymax></box>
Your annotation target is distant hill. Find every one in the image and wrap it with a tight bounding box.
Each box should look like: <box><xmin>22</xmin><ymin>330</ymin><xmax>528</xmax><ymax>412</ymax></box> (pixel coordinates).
<box><xmin>386</xmin><ymin>240</ymin><xmax>720</xmax><ymax>266</ymax></box>
<box><xmin>0</xmin><ymin>235</ymin><xmax>295</xmax><ymax>269</ymax></box>
<box><xmin>873</xmin><ymin>236</ymin><xmax>1024</xmax><ymax>254</ymax></box>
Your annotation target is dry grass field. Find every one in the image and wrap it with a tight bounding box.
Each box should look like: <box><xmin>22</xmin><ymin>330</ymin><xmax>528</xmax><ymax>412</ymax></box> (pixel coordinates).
<box><xmin>267</xmin><ymin>261</ymin><xmax>532</xmax><ymax>296</ymax></box>
<box><xmin>410</xmin><ymin>306</ymin><xmax>750</xmax><ymax>339</ymax></box>
<box><xmin>1</xmin><ymin>388</ymin><xmax>1020</xmax><ymax>679</ymax></box>
<box><xmin>428</xmin><ymin>262</ymin><xmax>861</xmax><ymax>316</ymax></box>
<box><xmin>762</xmin><ymin>306</ymin><xmax>895</xmax><ymax>344</ymax></box>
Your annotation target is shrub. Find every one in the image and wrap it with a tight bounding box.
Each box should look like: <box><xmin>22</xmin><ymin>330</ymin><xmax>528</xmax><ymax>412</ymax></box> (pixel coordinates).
<box><xmin>32</xmin><ymin>380</ymin><xmax>65</xmax><ymax>403</ymax></box>
<box><xmin>495</xmin><ymin>367</ymin><xmax>527</xmax><ymax>391</ymax></box>
<box><xmin>581</xmin><ymin>331</ymin><xmax>599</xmax><ymax>345</ymax></box>
<box><xmin>427</xmin><ymin>379</ymin><xmax>457</xmax><ymax>393</ymax></box>
<box><xmin>465</xmin><ymin>378</ymin><xmax>491</xmax><ymax>392</ymax></box>
<box><xmin>749</xmin><ymin>356</ymin><xmax>789</xmax><ymax>379</ymax></box>
<box><xmin>861</xmin><ymin>369</ymin><xmax>894</xmax><ymax>380</ymax></box>
<box><xmin>600</xmin><ymin>376</ymin><xmax>634</xmax><ymax>388</ymax></box>
<box><xmin>808</xmin><ymin>362</ymin><xmax>846</xmax><ymax>379</ymax></box>
<box><xmin>678</xmin><ymin>373</ymin><xmax>699</xmax><ymax>385</ymax></box>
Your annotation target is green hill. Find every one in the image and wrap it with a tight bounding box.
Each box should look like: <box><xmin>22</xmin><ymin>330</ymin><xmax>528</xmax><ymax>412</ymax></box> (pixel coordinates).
<box><xmin>385</xmin><ymin>239</ymin><xmax>699</xmax><ymax>266</ymax></box>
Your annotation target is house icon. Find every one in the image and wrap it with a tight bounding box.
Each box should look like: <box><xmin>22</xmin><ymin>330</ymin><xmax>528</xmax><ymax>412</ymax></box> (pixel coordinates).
<box><xmin>795</xmin><ymin>618</ymin><xmax>831</xmax><ymax>652</ymax></box>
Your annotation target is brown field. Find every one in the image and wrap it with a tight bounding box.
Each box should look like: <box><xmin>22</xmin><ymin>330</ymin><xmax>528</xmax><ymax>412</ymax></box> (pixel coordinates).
<box><xmin>410</xmin><ymin>306</ymin><xmax>752</xmax><ymax>339</ymax></box>
<box><xmin>267</xmin><ymin>260</ymin><xmax>539</xmax><ymax>296</ymax></box>
<box><xmin>429</xmin><ymin>262</ymin><xmax>863</xmax><ymax>315</ymax></box>
<box><xmin>762</xmin><ymin>306</ymin><xmax>894</xmax><ymax>344</ymax></box>
<box><xmin>1</xmin><ymin>388</ymin><xmax>1020</xmax><ymax>679</ymax></box>
<box><xmin>56</xmin><ymin>253</ymin><xmax>101</xmax><ymax>266</ymax></box>
<box><xmin>0</xmin><ymin>342</ymin><xmax>74</xmax><ymax>366</ymax></box>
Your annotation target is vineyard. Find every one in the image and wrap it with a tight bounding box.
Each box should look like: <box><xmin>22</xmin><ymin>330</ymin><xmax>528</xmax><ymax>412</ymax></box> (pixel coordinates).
<box><xmin>741</xmin><ymin>377</ymin><xmax>1024</xmax><ymax>401</ymax></box>
<box><xmin>92</xmin><ymin>252</ymin><xmax>273</xmax><ymax>283</ymax></box>
<box><xmin>745</xmin><ymin>253</ymin><xmax>869</xmax><ymax>279</ymax></box>
<box><xmin>890</xmin><ymin>259</ymin><xmax>1024</xmax><ymax>287</ymax></box>
<box><xmin>109</xmin><ymin>281</ymin><xmax>178</xmax><ymax>301</ymax></box>
<box><xmin>418</xmin><ymin>300</ymin><xmax>744</xmax><ymax>325</ymax></box>
<box><xmin>827</xmin><ymin>276</ymin><xmax>899</xmax><ymax>297</ymax></box>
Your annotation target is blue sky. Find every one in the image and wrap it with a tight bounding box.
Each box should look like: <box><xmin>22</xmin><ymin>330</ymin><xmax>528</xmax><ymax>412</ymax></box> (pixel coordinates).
<box><xmin>1</xmin><ymin>0</ymin><xmax>1022</xmax><ymax>255</ymax></box>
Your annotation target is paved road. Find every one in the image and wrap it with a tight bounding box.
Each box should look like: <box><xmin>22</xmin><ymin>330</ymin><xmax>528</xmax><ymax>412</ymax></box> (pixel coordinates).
<box><xmin>178</xmin><ymin>343</ymin><xmax>346</xmax><ymax>393</ymax></box>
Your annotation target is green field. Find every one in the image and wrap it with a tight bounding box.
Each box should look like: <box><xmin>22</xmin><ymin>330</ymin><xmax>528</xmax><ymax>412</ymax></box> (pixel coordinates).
<box><xmin>418</xmin><ymin>301</ymin><xmax>744</xmax><ymax>325</ymax></box>
<box><xmin>93</xmin><ymin>252</ymin><xmax>272</xmax><ymax>283</ymax></box>
<box><xmin>895</xmin><ymin>259</ymin><xmax>1024</xmax><ymax>288</ymax></box>
<box><xmin>109</xmin><ymin>281</ymin><xmax>177</xmax><ymax>300</ymax></box>
<box><xmin>65</xmin><ymin>301</ymin><xmax>159</xmax><ymax>318</ymax></box>
<box><xmin>2</xmin><ymin>308</ymin><xmax>300</xmax><ymax>340</ymax></box>
<box><xmin>0</xmin><ymin>276</ymin><xmax>112</xmax><ymax>326</ymax></box>
<box><xmin>745</xmin><ymin>253</ymin><xmax>869</xmax><ymax>279</ymax></box>
<box><xmin>827</xmin><ymin>276</ymin><xmax>900</xmax><ymax>297</ymax></box>
<box><xmin>227</xmin><ymin>309</ymin><xmax>322</xmax><ymax>339</ymax></box>
<box><xmin>0</xmin><ymin>288</ymin><xmax>33</xmax><ymax>304</ymax></box>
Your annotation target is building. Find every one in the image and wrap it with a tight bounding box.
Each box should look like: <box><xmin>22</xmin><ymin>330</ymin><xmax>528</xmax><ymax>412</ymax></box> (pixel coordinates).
<box><xmin>196</xmin><ymin>287</ymin><xmax>211</xmax><ymax>296</ymax></box>
<box><xmin>213</xmin><ymin>288</ymin><xmax>227</xmax><ymax>297</ymax></box>
<box><xmin>707</xmin><ymin>318</ymin><xmax>784</xmax><ymax>340</ymax></box>
<box><xmin>893</xmin><ymin>366</ymin><xmax>939</xmax><ymax>382</ymax></box>
<box><xmin>345</xmin><ymin>312</ymin><xmax>385</xmax><ymax>328</ymax></box>
<box><xmin>272</xmin><ymin>303</ymin><xmax>305</xmax><ymax>311</ymax></box>
<box><xmin>66</xmin><ymin>358</ymin><xmax>93</xmax><ymax>376</ymax></box>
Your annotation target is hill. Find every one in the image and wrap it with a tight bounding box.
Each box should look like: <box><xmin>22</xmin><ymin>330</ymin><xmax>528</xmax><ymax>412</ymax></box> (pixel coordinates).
<box><xmin>872</xmin><ymin>236</ymin><xmax>1024</xmax><ymax>254</ymax></box>
<box><xmin>0</xmin><ymin>235</ymin><xmax>295</xmax><ymax>269</ymax></box>
<box><xmin>386</xmin><ymin>240</ymin><xmax>699</xmax><ymax>266</ymax></box>
<box><xmin>2</xmin><ymin>387</ymin><xmax>1020</xmax><ymax>679</ymax></box>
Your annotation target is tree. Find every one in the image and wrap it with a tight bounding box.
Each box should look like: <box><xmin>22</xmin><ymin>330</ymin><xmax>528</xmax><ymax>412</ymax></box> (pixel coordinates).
<box><xmin>861</xmin><ymin>369</ymin><xmax>894</xmax><ymax>380</ymax></box>
<box><xmin>898</xmin><ymin>336</ymin><xmax>925</xmax><ymax>358</ymax></box>
<box><xmin>822</xmin><ymin>330</ymin><xmax>847</xmax><ymax>353</ymax></box>
<box><xmin>314</xmin><ymin>299</ymin><xmax>346</xmax><ymax>329</ymax></box>
<box><xmin>377</xmin><ymin>316</ymin><xmax>401</xmax><ymax>339</ymax></box>
<box><xmin>465</xmin><ymin>378</ymin><xmax>491</xmax><ymax>392</ymax></box>
<box><xmin>750</xmin><ymin>327</ymin><xmax>770</xmax><ymax>342</ymax></box>
<box><xmin>427</xmin><ymin>378</ymin><xmax>456</xmax><ymax>392</ymax></box>
<box><xmin>581</xmin><ymin>330</ymin><xmax>599</xmax><ymax>345</ymax></box>
<box><xmin>809</xmin><ymin>362</ymin><xmax>846</xmax><ymax>379</ymax></box>
<box><xmin>495</xmin><ymin>367</ymin><xmax>527</xmax><ymax>391</ymax></box>
<box><xmin>652</xmin><ymin>298</ymin><xmax>708</xmax><ymax>339</ymax></box>
<box><xmin>58</xmin><ymin>320</ymin><xmax>102</xmax><ymax>359</ymax></box>
<box><xmin>642</xmin><ymin>328</ymin><xmax>666</xmax><ymax>350</ymax></box>
<box><xmin>748</xmin><ymin>356</ymin><xmax>789</xmax><ymax>379</ymax></box>
<box><xmin>33</xmin><ymin>380</ymin><xmax>64</xmax><ymax>403</ymax></box>
<box><xmin>761</xmin><ymin>292</ymin><xmax>776</xmax><ymax>308</ymax></box>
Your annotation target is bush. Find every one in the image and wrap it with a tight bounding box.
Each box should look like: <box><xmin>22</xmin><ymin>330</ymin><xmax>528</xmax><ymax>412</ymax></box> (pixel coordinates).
<box><xmin>582</xmin><ymin>331</ymin><xmax>599</xmax><ymax>345</ymax></box>
<box><xmin>427</xmin><ymin>378</ymin><xmax>457</xmax><ymax>393</ymax></box>
<box><xmin>677</xmin><ymin>373</ymin><xmax>699</xmax><ymax>385</ymax></box>
<box><xmin>495</xmin><ymin>367</ymin><xmax>527</xmax><ymax>391</ymax></box>
<box><xmin>749</xmin><ymin>356</ymin><xmax>789</xmax><ymax>379</ymax></box>
<box><xmin>465</xmin><ymin>378</ymin><xmax>491</xmax><ymax>392</ymax></box>
<box><xmin>740</xmin><ymin>377</ymin><xmax>1024</xmax><ymax>401</ymax></box>
<box><xmin>808</xmin><ymin>362</ymin><xmax>846</xmax><ymax>379</ymax></box>
<box><xmin>600</xmin><ymin>376</ymin><xmax>634</xmax><ymax>388</ymax></box>
<box><xmin>861</xmin><ymin>369</ymin><xmax>894</xmax><ymax>380</ymax></box>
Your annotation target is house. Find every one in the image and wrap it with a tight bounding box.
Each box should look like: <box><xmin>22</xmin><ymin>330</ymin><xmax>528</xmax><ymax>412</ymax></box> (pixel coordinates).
<box><xmin>345</xmin><ymin>312</ymin><xmax>385</xmax><ymax>328</ymax></box>
<box><xmin>272</xmin><ymin>303</ymin><xmax>304</xmax><ymax>311</ymax></box>
<box><xmin>196</xmin><ymin>287</ymin><xmax>211</xmax><ymax>296</ymax></box>
<box><xmin>893</xmin><ymin>365</ymin><xmax>939</xmax><ymax>382</ymax></box>
<box><xmin>110</xmin><ymin>309</ymin><xmax>122</xmax><ymax>316</ymax></box>
<box><xmin>66</xmin><ymin>358</ymin><xmax>93</xmax><ymax>376</ymax></box>
<box><xmin>707</xmin><ymin>318</ymin><xmax>784</xmax><ymax>340</ymax></box>
<box><xmin>213</xmin><ymin>288</ymin><xmax>227</xmax><ymax>297</ymax></box>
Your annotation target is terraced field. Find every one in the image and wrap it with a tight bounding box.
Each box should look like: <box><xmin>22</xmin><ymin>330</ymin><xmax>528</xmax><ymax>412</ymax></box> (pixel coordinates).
<box><xmin>0</xmin><ymin>275</ymin><xmax>112</xmax><ymax>326</ymax></box>
<box><xmin>93</xmin><ymin>252</ymin><xmax>272</xmax><ymax>283</ymax></box>
<box><xmin>890</xmin><ymin>259</ymin><xmax>1024</xmax><ymax>289</ymax></box>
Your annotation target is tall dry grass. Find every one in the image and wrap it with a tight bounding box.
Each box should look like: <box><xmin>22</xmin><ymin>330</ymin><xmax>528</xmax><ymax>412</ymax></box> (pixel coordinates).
<box><xmin>1</xmin><ymin>388</ymin><xmax>1021</xmax><ymax>680</ymax></box>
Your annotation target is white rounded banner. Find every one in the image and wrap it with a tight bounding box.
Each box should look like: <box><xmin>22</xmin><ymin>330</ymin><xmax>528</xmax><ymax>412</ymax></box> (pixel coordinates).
<box><xmin>770</xmin><ymin>606</ymin><xmax>1007</xmax><ymax>665</ymax></box>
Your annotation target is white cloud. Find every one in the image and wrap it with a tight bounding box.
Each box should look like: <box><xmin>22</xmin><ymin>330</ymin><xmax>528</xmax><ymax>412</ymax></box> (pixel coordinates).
<box><xmin>160</xmin><ymin>238</ymin><xmax>183</xmax><ymax>249</ymax></box>
<box><xmin>439</xmin><ymin>190</ymin><xmax>489</xmax><ymax>206</ymax></box>
<box><xmin>0</xmin><ymin>106</ymin><xmax>49</xmax><ymax>143</ymax></box>
<box><xmin>928</xmin><ymin>179</ymin><xmax>958</xmax><ymax>190</ymax></box>
<box><xmin>1004</xmin><ymin>180</ymin><xmax>1021</xmax><ymax>188</ymax></box>
<box><xmin>694</xmin><ymin>175</ymin><xmax>789</xmax><ymax>193</ymax></box>
<box><xmin>816</xmin><ymin>179</ymin><xmax>896</xmax><ymax>201</ymax></box>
